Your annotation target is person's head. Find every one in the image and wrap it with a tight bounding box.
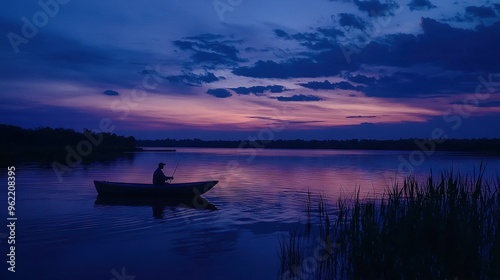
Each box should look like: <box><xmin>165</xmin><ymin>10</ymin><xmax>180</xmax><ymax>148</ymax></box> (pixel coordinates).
<box><xmin>158</xmin><ymin>162</ymin><xmax>166</xmax><ymax>169</ymax></box>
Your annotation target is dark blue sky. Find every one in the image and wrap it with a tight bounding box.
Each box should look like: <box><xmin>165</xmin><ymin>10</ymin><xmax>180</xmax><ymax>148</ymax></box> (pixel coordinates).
<box><xmin>1</xmin><ymin>0</ymin><xmax>499</xmax><ymax>140</ymax></box>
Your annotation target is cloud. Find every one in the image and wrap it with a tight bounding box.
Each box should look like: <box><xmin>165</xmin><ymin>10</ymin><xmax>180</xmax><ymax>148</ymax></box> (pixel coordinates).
<box><xmin>233</xmin><ymin>47</ymin><xmax>352</xmax><ymax>78</ymax></box>
<box><xmin>232</xmin><ymin>17</ymin><xmax>500</xmax><ymax>103</ymax></box>
<box><xmin>103</xmin><ymin>89</ymin><xmax>119</xmax><ymax>96</ymax></box>
<box><xmin>408</xmin><ymin>0</ymin><xmax>436</xmax><ymax>11</ymax></box>
<box><xmin>286</xmin><ymin>120</ymin><xmax>325</xmax><ymax>124</ymax></box>
<box><xmin>274</xmin><ymin>29</ymin><xmax>292</xmax><ymax>40</ymax></box>
<box><xmin>273</xmin><ymin>28</ymin><xmax>342</xmax><ymax>50</ymax></box>
<box><xmin>355</xmin><ymin>18</ymin><xmax>500</xmax><ymax>72</ymax></box>
<box><xmin>317</xmin><ymin>27</ymin><xmax>344</xmax><ymax>38</ymax></box>
<box><xmin>173</xmin><ymin>33</ymin><xmax>244</xmax><ymax>65</ymax></box>
<box><xmin>452</xmin><ymin>100</ymin><xmax>500</xmax><ymax>108</ymax></box>
<box><xmin>139</xmin><ymin>70</ymin><xmax>222</xmax><ymax>86</ymax></box>
<box><xmin>206</xmin><ymin>88</ymin><xmax>232</xmax><ymax>98</ymax></box>
<box><xmin>348</xmin><ymin>74</ymin><xmax>377</xmax><ymax>85</ymax></box>
<box><xmin>233</xmin><ymin>60</ymin><xmax>304</xmax><ymax>79</ymax></box>
<box><xmin>292</xmin><ymin>32</ymin><xmax>337</xmax><ymax>50</ymax></box>
<box><xmin>275</xmin><ymin>27</ymin><xmax>343</xmax><ymax>40</ymax></box>
<box><xmin>346</xmin><ymin>115</ymin><xmax>378</xmax><ymax>118</ymax></box>
<box><xmin>359</xmin><ymin>71</ymin><xmax>478</xmax><ymax>98</ymax></box>
<box><xmin>247</xmin><ymin>116</ymin><xmax>284</xmax><ymax>121</ymax></box>
<box><xmin>231</xmin><ymin>85</ymin><xmax>287</xmax><ymax>95</ymax></box>
<box><xmin>184</xmin><ymin>33</ymin><xmax>225</xmax><ymax>42</ymax></box>
<box><xmin>163</xmin><ymin>72</ymin><xmax>221</xmax><ymax>86</ymax></box>
<box><xmin>299</xmin><ymin>80</ymin><xmax>364</xmax><ymax>91</ymax></box>
<box><xmin>0</xmin><ymin>18</ymin><xmax>160</xmax><ymax>91</ymax></box>
<box><xmin>338</xmin><ymin>13</ymin><xmax>369</xmax><ymax>30</ymax></box>
<box><xmin>465</xmin><ymin>6</ymin><xmax>497</xmax><ymax>19</ymax></box>
<box><xmin>248</xmin><ymin>116</ymin><xmax>323</xmax><ymax>125</ymax></box>
<box><xmin>274</xmin><ymin>94</ymin><xmax>323</xmax><ymax>102</ymax></box>
<box><xmin>478</xmin><ymin>101</ymin><xmax>500</xmax><ymax>108</ymax></box>
<box><xmin>353</xmin><ymin>0</ymin><xmax>400</xmax><ymax>17</ymax></box>
<box><xmin>241</xmin><ymin>18</ymin><xmax>500</xmax><ymax>82</ymax></box>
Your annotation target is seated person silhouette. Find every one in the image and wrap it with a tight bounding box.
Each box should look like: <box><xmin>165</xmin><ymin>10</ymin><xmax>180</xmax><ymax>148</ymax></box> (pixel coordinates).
<box><xmin>153</xmin><ymin>162</ymin><xmax>173</xmax><ymax>185</ymax></box>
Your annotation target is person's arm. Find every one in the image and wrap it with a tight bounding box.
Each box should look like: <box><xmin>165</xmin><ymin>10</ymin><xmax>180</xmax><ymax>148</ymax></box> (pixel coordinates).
<box><xmin>162</xmin><ymin>171</ymin><xmax>173</xmax><ymax>181</ymax></box>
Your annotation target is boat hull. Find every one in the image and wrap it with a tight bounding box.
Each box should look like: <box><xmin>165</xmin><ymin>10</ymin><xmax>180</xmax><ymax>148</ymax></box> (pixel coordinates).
<box><xmin>93</xmin><ymin>180</ymin><xmax>218</xmax><ymax>197</ymax></box>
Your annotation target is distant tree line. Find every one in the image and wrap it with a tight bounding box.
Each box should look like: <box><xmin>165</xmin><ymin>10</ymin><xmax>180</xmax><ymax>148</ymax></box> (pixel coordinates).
<box><xmin>0</xmin><ymin>124</ymin><xmax>138</xmax><ymax>164</ymax></box>
<box><xmin>3</xmin><ymin>123</ymin><xmax>498</xmax><ymax>165</ymax></box>
<box><xmin>137</xmin><ymin>138</ymin><xmax>500</xmax><ymax>152</ymax></box>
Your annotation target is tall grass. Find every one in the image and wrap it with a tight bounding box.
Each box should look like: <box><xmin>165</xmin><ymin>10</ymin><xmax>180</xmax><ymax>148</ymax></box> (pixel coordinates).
<box><xmin>278</xmin><ymin>168</ymin><xmax>500</xmax><ymax>279</ymax></box>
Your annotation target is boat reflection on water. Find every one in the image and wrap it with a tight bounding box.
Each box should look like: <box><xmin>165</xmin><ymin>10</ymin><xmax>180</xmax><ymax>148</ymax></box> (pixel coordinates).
<box><xmin>94</xmin><ymin>195</ymin><xmax>217</xmax><ymax>219</ymax></box>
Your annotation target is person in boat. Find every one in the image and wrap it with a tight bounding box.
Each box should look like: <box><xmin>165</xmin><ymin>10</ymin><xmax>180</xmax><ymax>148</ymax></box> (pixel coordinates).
<box><xmin>153</xmin><ymin>162</ymin><xmax>173</xmax><ymax>185</ymax></box>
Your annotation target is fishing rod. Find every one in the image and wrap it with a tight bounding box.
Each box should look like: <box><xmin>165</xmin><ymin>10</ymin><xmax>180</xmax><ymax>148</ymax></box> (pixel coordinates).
<box><xmin>169</xmin><ymin>157</ymin><xmax>181</xmax><ymax>182</ymax></box>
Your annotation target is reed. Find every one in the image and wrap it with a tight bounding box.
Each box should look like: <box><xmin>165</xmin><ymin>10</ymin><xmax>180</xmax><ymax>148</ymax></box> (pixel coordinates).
<box><xmin>278</xmin><ymin>167</ymin><xmax>500</xmax><ymax>279</ymax></box>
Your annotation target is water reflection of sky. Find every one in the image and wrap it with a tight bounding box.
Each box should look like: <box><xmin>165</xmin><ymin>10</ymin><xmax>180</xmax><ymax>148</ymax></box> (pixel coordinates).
<box><xmin>0</xmin><ymin>149</ymin><xmax>498</xmax><ymax>279</ymax></box>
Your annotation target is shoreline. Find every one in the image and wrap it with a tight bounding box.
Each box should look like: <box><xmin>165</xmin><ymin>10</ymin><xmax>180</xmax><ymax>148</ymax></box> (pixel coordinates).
<box><xmin>137</xmin><ymin>138</ymin><xmax>500</xmax><ymax>153</ymax></box>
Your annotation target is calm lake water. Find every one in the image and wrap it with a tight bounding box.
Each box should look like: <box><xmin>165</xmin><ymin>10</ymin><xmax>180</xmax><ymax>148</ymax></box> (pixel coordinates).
<box><xmin>1</xmin><ymin>148</ymin><xmax>499</xmax><ymax>280</ymax></box>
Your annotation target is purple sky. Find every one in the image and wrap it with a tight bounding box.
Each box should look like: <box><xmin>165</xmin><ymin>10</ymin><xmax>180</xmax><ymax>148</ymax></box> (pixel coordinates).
<box><xmin>1</xmin><ymin>0</ymin><xmax>499</xmax><ymax>140</ymax></box>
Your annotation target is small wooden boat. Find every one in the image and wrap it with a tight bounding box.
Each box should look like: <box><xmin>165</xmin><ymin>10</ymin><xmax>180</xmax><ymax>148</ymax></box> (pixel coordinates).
<box><xmin>93</xmin><ymin>180</ymin><xmax>218</xmax><ymax>197</ymax></box>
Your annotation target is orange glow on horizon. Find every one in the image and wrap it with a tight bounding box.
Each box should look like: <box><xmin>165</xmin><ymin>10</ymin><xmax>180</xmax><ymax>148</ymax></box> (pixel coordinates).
<box><xmin>21</xmin><ymin>82</ymin><xmax>490</xmax><ymax>132</ymax></box>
